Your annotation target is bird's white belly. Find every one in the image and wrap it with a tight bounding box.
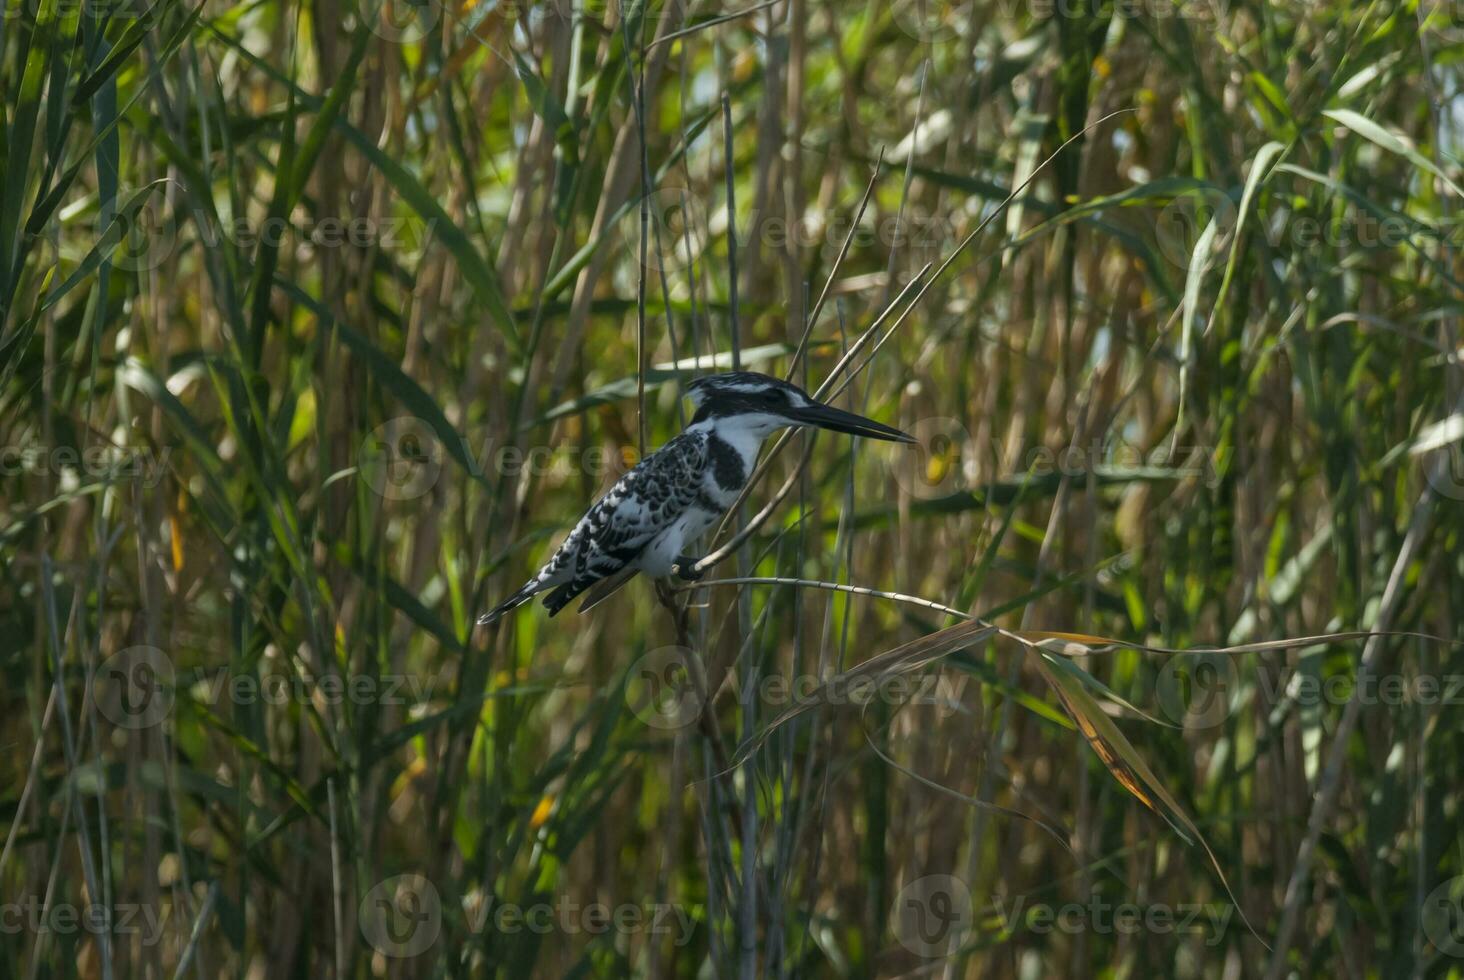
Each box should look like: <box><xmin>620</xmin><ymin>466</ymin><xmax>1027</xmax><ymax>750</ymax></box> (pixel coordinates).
<box><xmin>636</xmin><ymin>506</ymin><xmax>721</xmax><ymax>576</ymax></box>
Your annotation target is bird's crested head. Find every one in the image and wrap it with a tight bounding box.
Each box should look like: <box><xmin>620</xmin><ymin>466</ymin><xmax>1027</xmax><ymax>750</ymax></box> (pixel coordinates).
<box><xmin>683</xmin><ymin>371</ymin><xmax>915</xmax><ymax>443</ymax></box>
<box><xmin>685</xmin><ymin>371</ymin><xmax>811</xmax><ymax>413</ymax></box>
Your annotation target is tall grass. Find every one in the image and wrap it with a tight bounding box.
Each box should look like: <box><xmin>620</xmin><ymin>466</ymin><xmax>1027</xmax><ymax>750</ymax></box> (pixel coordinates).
<box><xmin>2</xmin><ymin>0</ymin><xmax>1462</xmax><ymax>976</ymax></box>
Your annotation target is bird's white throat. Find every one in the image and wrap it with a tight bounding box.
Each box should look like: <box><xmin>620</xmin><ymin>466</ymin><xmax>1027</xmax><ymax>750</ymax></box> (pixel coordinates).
<box><xmin>697</xmin><ymin>414</ymin><xmax>783</xmax><ymax>473</ymax></box>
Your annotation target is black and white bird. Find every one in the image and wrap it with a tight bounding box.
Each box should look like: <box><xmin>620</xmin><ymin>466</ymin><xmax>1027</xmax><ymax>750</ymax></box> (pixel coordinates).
<box><xmin>477</xmin><ymin>371</ymin><xmax>913</xmax><ymax>625</ymax></box>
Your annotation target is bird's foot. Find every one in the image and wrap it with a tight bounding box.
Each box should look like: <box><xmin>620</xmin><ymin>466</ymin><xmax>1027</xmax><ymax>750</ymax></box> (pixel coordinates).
<box><xmin>672</xmin><ymin>556</ymin><xmax>705</xmax><ymax>581</ymax></box>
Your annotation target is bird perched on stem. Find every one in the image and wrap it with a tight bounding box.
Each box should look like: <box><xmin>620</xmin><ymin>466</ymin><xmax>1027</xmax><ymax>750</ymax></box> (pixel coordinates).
<box><xmin>477</xmin><ymin>372</ymin><xmax>914</xmax><ymax>625</ymax></box>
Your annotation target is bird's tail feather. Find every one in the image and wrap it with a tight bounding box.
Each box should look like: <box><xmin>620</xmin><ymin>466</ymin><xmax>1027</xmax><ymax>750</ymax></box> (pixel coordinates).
<box><xmin>576</xmin><ymin>568</ymin><xmax>640</xmax><ymax>614</ymax></box>
<box><xmin>540</xmin><ymin>566</ymin><xmax>641</xmax><ymax>618</ymax></box>
<box><xmin>477</xmin><ymin>581</ymin><xmax>539</xmax><ymax>626</ymax></box>
<box><xmin>542</xmin><ymin>581</ymin><xmax>583</xmax><ymax>617</ymax></box>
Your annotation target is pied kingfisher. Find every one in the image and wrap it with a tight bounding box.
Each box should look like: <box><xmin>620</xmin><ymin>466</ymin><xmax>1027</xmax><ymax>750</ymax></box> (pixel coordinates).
<box><xmin>477</xmin><ymin>371</ymin><xmax>914</xmax><ymax>625</ymax></box>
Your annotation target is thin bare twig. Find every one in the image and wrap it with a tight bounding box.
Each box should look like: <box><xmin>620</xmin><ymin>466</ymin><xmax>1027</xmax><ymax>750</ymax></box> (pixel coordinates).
<box><xmin>786</xmin><ymin>146</ymin><xmax>886</xmax><ymax>380</ymax></box>
<box><xmin>647</xmin><ymin>0</ymin><xmax>781</xmax><ymax>51</ymax></box>
<box><xmin>679</xmin><ymin>575</ymin><xmax>971</xmax><ymax>619</ymax></box>
<box><xmin>723</xmin><ymin>91</ymin><xmax>742</xmax><ymax>369</ymax></box>
<box><xmin>693</xmin><ymin>110</ymin><xmax>1136</xmax><ymax>577</ymax></box>
<box><xmin>694</xmin><ymin>264</ymin><xmax>932</xmax><ymax>571</ymax></box>
<box><xmin>625</xmin><ymin>2</ymin><xmax>651</xmax><ymax>454</ymax></box>
<box><xmin>1264</xmin><ymin>461</ymin><xmax>1443</xmax><ymax>977</ymax></box>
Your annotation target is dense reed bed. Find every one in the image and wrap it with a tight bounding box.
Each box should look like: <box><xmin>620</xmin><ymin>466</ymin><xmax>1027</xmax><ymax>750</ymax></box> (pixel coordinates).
<box><xmin>2</xmin><ymin>0</ymin><xmax>1462</xmax><ymax>975</ymax></box>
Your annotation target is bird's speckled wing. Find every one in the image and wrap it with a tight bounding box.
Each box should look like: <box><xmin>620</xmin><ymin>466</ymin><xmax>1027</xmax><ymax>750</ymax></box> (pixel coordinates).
<box><xmin>534</xmin><ymin>428</ymin><xmax>711</xmax><ymax>604</ymax></box>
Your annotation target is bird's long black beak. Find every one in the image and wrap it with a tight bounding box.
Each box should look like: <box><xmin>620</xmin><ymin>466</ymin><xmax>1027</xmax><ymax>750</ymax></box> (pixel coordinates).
<box><xmin>790</xmin><ymin>402</ymin><xmax>916</xmax><ymax>443</ymax></box>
